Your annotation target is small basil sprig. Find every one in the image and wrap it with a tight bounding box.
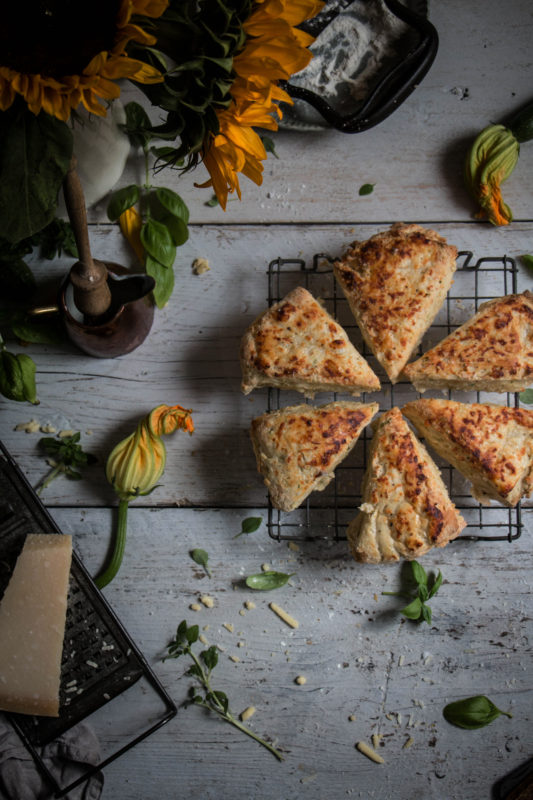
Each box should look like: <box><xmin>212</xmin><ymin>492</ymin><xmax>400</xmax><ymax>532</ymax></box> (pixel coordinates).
<box><xmin>443</xmin><ymin>695</ymin><xmax>512</xmax><ymax>729</ymax></box>
<box><xmin>382</xmin><ymin>560</ymin><xmax>442</xmax><ymax>624</ymax></box>
<box><xmin>245</xmin><ymin>571</ymin><xmax>294</xmax><ymax>591</ymax></box>
<box><xmin>164</xmin><ymin>620</ymin><xmax>283</xmax><ymax>761</ymax></box>
<box><xmin>190</xmin><ymin>548</ymin><xmax>211</xmax><ymax>577</ymax></box>
<box><xmin>235</xmin><ymin>516</ymin><xmax>262</xmax><ymax>538</ymax></box>
<box><xmin>36</xmin><ymin>433</ymin><xmax>97</xmax><ymax>494</ymax></box>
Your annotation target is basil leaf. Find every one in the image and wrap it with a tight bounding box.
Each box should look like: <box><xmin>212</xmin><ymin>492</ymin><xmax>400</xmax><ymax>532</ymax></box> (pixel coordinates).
<box><xmin>16</xmin><ymin>353</ymin><xmax>38</xmax><ymax>404</ymax></box>
<box><xmin>421</xmin><ymin>603</ymin><xmax>432</xmax><ymax>625</ymax></box>
<box><xmin>418</xmin><ymin>584</ymin><xmax>429</xmax><ymax>603</ymax></box>
<box><xmin>411</xmin><ymin>560</ymin><xmax>427</xmax><ymax>588</ymax></box>
<box><xmin>0</xmin><ymin>106</ymin><xmax>72</xmax><ymax>243</ymax></box>
<box><xmin>428</xmin><ymin>570</ymin><xmax>443</xmax><ymax>599</ymax></box>
<box><xmin>156</xmin><ymin>213</ymin><xmax>189</xmax><ymax>247</ymax></box>
<box><xmin>145</xmin><ymin>254</ymin><xmax>175</xmax><ymax>309</ymax></box>
<box><xmin>245</xmin><ymin>571</ymin><xmax>294</xmax><ymax>591</ymax></box>
<box><xmin>443</xmin><ymin>695</ymin><xmax>512</xmax><ymax>729</ymax></box>
<box><xmin>260</xmin><ymin>135</ymin><xmax>279</xmax><ymax>159</ymax></box>
<box><xmin>107</xmin><ymin>185</ymin><xmax>140</xmax><ymax>222</ymax></box>
<box><xmin>520</xmin><ymin>254</ymin><xmax>533</xmax><ymax>272</ymax></box>
<box><xmin>400</xmin><ymin>597</ymin><xmax>422</xmax><ymax>619</ymax></box>
<box><xmin>155</xmin><ymin>187</ymin><xmax>190</xmax><ymax>223</ymax></box>
<box><xmin>239</xmin><ymin>517</ymin><xmax>262</xmax><ymax>536</ymax></box>
<box><xmin>141</xmin><ymin>218</ymin><xmax>176</xmax><ymax>268</ymax></box>
<box><xmin>204</xmin><ymin>195</ymin><xmax>219</xmax><ymax>207</ymax></box>
<box><xmin>11</xmin><ymin>318</ymin><xmax>63</xmax><ymax>346</ymax></box>
<box><xmin>520</xmin><ymin>388</ymin><xmax>533</xmax><ymax>404</ymax></box>
<box><xmin>0</xmin><ymin>351</ymin><xmax>25</xmax><ymax>401</ymax></box>
<box><xmin>190</xmin><ymin>548</ymin><xmax>211</xmax><ymax>577</ymax></box>
<box><xmin>358</xmin><ymin>183</ymin><xmax>375</xmax><ymax>196</ymax></box>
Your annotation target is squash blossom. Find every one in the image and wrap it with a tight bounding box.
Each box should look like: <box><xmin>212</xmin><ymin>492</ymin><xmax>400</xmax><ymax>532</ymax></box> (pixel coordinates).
<box><xmin>96</xmin><ymin>404</ymin><xmax>194</xmax><ymax>589</ymax></box>
<box><xmin>464</xmin><ymin>123</ymin><xmax>519</xmax><ymax>226</ymax></box>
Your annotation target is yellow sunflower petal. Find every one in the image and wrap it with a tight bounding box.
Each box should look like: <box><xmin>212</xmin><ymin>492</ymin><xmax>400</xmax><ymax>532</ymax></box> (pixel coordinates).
<box><xmin>119</xmin><ymin>206</ymin><xmax>145</xmax><ymax>263</ymax></box>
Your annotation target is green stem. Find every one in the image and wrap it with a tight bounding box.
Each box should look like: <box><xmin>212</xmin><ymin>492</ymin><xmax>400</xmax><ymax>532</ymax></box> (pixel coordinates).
<box><xmin>36</xmin><ymin>464</ymin><xmax>63</xmax><ymax>495</ymax></box>
<box><xmin>188</xmin><ymin>649</ymin><xmax>284</xmax><ymax>762</ymax></box>
<box><xmin>95</xmin><ymin>498</ymin><xmax>129</xmax><ymax>589</ymax></box>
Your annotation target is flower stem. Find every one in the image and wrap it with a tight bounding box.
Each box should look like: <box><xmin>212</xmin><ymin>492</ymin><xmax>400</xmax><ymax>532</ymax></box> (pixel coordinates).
<box><xmin>95</xmin><ymin>498</ymin><xmax>129</xmax><ymax>589</ymax></box>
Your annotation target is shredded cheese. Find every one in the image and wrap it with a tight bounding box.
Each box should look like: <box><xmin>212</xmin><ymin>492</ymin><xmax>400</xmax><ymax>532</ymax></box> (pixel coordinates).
<box><xmin>269</xmin><ymin>602</ymin><xmax>299</xmax><ymax>629</ymax></box>
<box><xmin>240</xmin><ymin>706</ymin><xmax>256</xmax><ymax>721</ymax></box>
<box><xmin>356</xmin><ymin>741</ymin><xmax>384</xmax><ymax>764</ymax></box>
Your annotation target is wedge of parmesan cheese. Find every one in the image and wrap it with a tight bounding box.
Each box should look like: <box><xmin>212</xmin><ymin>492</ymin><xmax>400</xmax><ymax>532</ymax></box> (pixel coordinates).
<box><xmin>0</xmin><ymin>534</ymin><xmax>72</xmax><ymax>717</ymax></box>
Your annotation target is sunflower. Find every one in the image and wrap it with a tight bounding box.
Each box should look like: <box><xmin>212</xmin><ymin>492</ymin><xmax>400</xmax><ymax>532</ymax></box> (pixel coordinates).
<box><xmin>0</xmin><ymin>0</ymin><xmax>168</xmax><ymax>123</ymax></box>
<box><xmin>197</xmin><ymin>0</ymin><xmax>324</xmax><ymax>208</ymax></box>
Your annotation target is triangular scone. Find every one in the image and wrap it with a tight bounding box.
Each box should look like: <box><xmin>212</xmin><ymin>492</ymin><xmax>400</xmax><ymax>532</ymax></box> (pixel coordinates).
<box><xmin>333</xmin><ymin>223</ymin><xmax>457</xmax><ymax>383</ymax></box>
<box><xmin>347</xmin><ymin>408</ymin><xmax>466</xmax><ymax>563</ymax></box>
<box><xmin>240</xmin><ymin>286</ymin><xmax>380</xmax><ymax>397</ymax></box>
<box><xmin>402</xmin><ymin>399</ymin><xmax>533</xmax><ymax>507</ymax></box>
<box><xmin>403</xmin><ymin>291</ymin><xmax>533</xmax><ymax>392</ymax></box>
<box><xmin>250</xmin><ymin>401</ymin><xmax>378</xmax><ymax>512</ymax></box>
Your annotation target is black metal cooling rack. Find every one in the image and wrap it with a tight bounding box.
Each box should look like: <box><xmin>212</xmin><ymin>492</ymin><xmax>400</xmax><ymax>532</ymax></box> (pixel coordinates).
<box><xmin>264</xmin><ymin>251</ymin><xmax>524</xmax><ymax>543</ymax></box>
<box><xmin>0</xmin><ymin>440</ymin><xmax>177</xmax><ymax>798</ymax></box>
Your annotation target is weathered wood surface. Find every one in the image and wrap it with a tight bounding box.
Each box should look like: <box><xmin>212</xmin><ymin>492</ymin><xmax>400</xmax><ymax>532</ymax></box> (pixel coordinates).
<box><xmin>53</xmin><ymin>507</ymin><xmax>532</xmax><ymax>800</ymax></box>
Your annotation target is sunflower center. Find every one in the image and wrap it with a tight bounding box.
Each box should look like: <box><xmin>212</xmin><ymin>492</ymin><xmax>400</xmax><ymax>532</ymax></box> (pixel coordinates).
<box><xmin>0</xmin><ymin>0</ymin><xmax>121</xmax><ymax>78</ymax></box>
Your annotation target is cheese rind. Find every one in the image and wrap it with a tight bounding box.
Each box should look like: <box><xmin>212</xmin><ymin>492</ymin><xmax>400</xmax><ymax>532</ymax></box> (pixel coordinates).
<box><xmin>0</xmin><ymin>534</ymin><xmax>72</xmax><ymax>717</ymax></box>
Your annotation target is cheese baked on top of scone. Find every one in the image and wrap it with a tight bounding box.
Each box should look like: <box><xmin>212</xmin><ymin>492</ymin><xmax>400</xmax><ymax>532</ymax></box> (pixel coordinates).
<box><xmin>403</xmin><ymin>291</ymin><xmax>533</xmax><ymax>392</ymax></box>
<box><xmin>347</xmin><ymin>408</ymin><xmax>466</xmax><ymax>563</ymax></box>
<box><xmin>250</xmin><ymin>401</ymin><xmax>378</xmax><ymax>512</ymax></box>
<box><xmin>402</xmin><ymin>398</ymin><xmax>533</xmax><ymax>507</ymax></box>
<box><xmin>333</xmin><ymin>223</ymin><xmax>457</xmax><ymax>383</ymax></box>
<box><xmin>240</xmin><ymin>286</ymin><xmax>380</xmax><ymax>398</ymax></box>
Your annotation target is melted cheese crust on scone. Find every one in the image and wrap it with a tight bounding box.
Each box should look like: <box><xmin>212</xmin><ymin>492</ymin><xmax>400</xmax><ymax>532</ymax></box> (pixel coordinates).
<box><xmin>402</xmin><ymin>398</ymin><xmax>533</xmax><ymax>507</ymax></box>
<box><xmin>347</xmin><ymin>408</ymin><xmax>466</xmax><ymax>563</ymax></box>
<box><xmin>403</xmin><ymin>291</ymin><xmax>533</xmax><ymax>392</ymax></box>
<box><xmin>240</xmin><ymin>286</ymin><xmax>380</xmax><ymax>397</ymax></box>
<box><xmin>250</xmin><ymin>401</ymin><xmax>378</xmax><ymax>512</ymax></box>
<box><xmin>333</xmin><ymin>223</ymin><xmax>457</xmax><ymax>383</ymax></box>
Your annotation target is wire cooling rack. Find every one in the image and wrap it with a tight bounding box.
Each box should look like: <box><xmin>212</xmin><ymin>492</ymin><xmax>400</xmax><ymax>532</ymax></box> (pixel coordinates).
<box><xmin>265</xmin><ymin>251</ymin><xmax>523</xmax><ymax>543</ymax></box>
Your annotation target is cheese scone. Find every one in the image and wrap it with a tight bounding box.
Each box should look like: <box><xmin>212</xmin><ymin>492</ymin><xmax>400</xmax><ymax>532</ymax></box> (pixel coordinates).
<box><xmin>333</xmin><ymin>223</ymin><xmax>457</xmax><ymax>383</ymax></box>
<box><xmin>403</xmin><ymin>291</ymin><xmax>533</xmax><ymax>392</ymax></box>
<box><xmin>240</xmin><ymin>286</ymin><xmax>380</xmax><ymax>397</ymax></box>
<box><xmin>347</xmin><ymin>408</ymin><xmax>466</xmax><ymax>563</ymax></box>
<box><xmin>402</xmin><ymin>398</ymin><xmax>533</xmax><ymax>507</ymax></box>
<box><xmin>250</xmin><ymin>401</ymin><xmax>378</xmax><ymax>512</ymax></box>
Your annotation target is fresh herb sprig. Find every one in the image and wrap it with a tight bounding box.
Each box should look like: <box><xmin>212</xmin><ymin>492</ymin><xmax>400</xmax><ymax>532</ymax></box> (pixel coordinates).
<box><xmin>443</xmin><ymin>695</ymin><xmax>512</xmax><ymax>730</ymax></box>
<box><xmin>165</xmin><ymin>621</ymin><xmax>284</xmax><ymax>761</ymax></box>
<box><xmin>36</xmin><ymin>433</ymin><xmax>97</xmax><ymax>495</ymax></box>
<box><xmin>382</xmin><ymin>560</ymin><xmax>442</xmax><ymax>624</ymax></box>
<box><xmin>245</xmin><ymin>571</ymin><xmax>294</xmax><ymax>591</ymax></box>
<box><xmin>235</xmin><ymin>516</ymin><xmax>262</xmax><ymax>538</ymax></box>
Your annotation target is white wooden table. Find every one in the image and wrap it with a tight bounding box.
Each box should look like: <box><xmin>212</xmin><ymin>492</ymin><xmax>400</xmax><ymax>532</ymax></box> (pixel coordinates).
<box><xmin>1</xmin><ymin>1</ymin><xmax>533</xmax><ymax>797</ymax></box>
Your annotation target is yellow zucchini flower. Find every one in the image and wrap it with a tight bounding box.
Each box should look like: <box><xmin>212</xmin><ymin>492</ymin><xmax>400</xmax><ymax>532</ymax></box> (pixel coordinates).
<box><xmin>97</xmin><ymin>404</ymin><xmax>194</xmax><ymax>589</ymax></box>
<box><xmin>464</xmin><ymin>123</ymin><xmax>520</xmax><ymax>226</ymax></box>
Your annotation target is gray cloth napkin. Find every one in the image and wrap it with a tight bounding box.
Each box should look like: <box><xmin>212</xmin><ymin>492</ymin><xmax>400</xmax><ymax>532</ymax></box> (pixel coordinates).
<box><xmin>0</xmin><ymin>714</ymin><xmax>103</xmax><ymax>800</ymax></box>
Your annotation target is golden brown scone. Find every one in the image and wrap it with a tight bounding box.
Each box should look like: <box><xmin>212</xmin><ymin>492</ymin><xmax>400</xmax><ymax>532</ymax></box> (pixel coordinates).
<box><xmin>403</xmin><ymin>291</ymin><xmax>533</xmax><ymax>392</ymax></box>
<box><xmin>240</xmin><ymin>286</ymin><xmax>380</xmax><ymax>397</ymax></box>
<box><xmin>333</xmin><ymin>223</ymin><xmax>457</xmax><ymax>383</ymax></box>
<box><xmin>347</xmin><ymin>408</ymin><xmax>466</xmax><ymax>563</ymax></box>
<box><xmin>402</xmin><ymin>398</ymin><xmax>533</xmax><ymax>507</ymax></box>
<box><xmin>250</xmin><ymin>401</ymin><xmax>378</xmax><ymax>512</ymax></box>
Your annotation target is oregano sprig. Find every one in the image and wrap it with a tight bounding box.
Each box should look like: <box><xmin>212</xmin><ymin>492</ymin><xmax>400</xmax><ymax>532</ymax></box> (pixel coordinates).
<box><xmin>165</xmin><ymin>621</ymin><xmax>284</xmax><ymax>761</ymax></box>
<box><xmin>382</xmin><ymin>560</ymin><xmax>442</xmax><ymax>624</ymax></box>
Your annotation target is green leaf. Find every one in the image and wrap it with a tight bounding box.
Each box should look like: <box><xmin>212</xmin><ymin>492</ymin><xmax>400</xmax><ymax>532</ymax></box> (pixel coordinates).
<box><xmin>260</xmin><ymin>135</ymin><xmax>279</xmax><ymax>159</ymax></box>
<box><xmin>0</xmin><ymin>105</ymin><xmax>73</xmax><ymax>243</ymax></box>
<box><xmin>0</xmin><ymin>258</ymin><xmax>36</xmax><ymax>302</ymax></box>
<box><xmin>358</xmin><ymin>183</ymin><xmax>375</xmax><ymax>196</ymax></box>
<box><xmin>122</xmin><ymin>102</ymin><xmax>153</xmax><ymax>149</ymax></box>
<box><xmin>107</xmin><ymin>185</ymin><xmax>140</xmax><ymax>222</ymax></box>
<box><xmin>520</xmin><ymin>388</ymin><xmax>533</xmax><ymax>404</ymax></box>
<box><xmin>11</xmin><ymin>318</ymin><xmax>63</xmax><ymax>346</ymax></box>
<box><xmin>400</xmin><ymin>597</ymin><xmax>423</xmax><ymax>620</ymax></box>
<box><xmin>155</xmin><ymin>187</ymin><xmax>190</xmax><ymax>223</ymax></box>
<box><xmin>141</xmin><ymin>218</ymin><xmax>176</xmax><ymax>267</ymax></box>
<box><xmin>156</xmin><ymin>213</ymin><xmax>189</xmax><ymax>247</ymax></box>
<box><xmin>145</xmin><ymin>254</ymin><xmax>175</xmax><ymax>309</ymax></box>
<box><xmin>411</xmin><ymin>560</ymin><xmax>427</xmax><ymax>588</ymax></box>
<box><xmin>0</xmin><ymin>350</ymin><xmax>25</xmax><ymax>401</ymax></box>
<box><xmin>421</xmin><ymin>603</ymin><xmax>432</xmax><ymax>625</ymax></box>
<box><xmin>186</xmin><ymin>624</ymin><xmax>199</xmax><ymax>645</ymax></box>
<box><xmin>519</xmin><ymin>254</ymin><xmax>533</xmax><ymax>272</ymax></box>
<box><xmin>16</xmin><ymin>353</ymin><xmax>38</xmax><ymax>404</ymax></box>
<box><xmin>213</xmin><ymin>690</ymin><xmax>229</xmax><ymax>713</ymax></box>
<box><xmin>245</xmin><ymin>571</ymin><xmax>294</xmax><ymax>591</ymax></box>
<box><xmin>204</xmin><ymin>195</ymin><xmax>219</xmax><ymax>207</ymax></box>
<box><xmin>443</xmin><ymin>695</ymin><xmax>512</xmax><ymax>730</ymax></box>
<box><xmin>237</xmin><ymin>517</ymin><xmax>262</xmax><ymax>537</ymax></box>
<box><xmin>190</xmin><ymin>548</ymin><xmax>211</xmax><ymax>577</ymax></box>
<box><xmin>418</xmin><ymin>584</ymin><xmax>429</xmax><ymax>603</ymax></box>
<box><xmin>428</xmin><ymin>570</ymin><xmax>443</xmax><ymax>599</ymax></box>
<box><xmin>201</xmin><ymin>645</ymin><xmax>219</xmax><ymax>671</ymax></box>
